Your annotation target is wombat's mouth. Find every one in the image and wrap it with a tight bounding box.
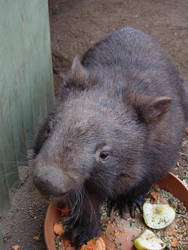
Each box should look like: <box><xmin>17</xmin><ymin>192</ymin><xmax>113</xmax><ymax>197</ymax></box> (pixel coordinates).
<box><xmin>51</xmin><ymin>196</ymin><xmax>70</xmax><ymax>208</ymax></box>
<box><xmin>36</xmin><ymin>191</ymin><xmax>69</xmax><ymax>208</ymax></box>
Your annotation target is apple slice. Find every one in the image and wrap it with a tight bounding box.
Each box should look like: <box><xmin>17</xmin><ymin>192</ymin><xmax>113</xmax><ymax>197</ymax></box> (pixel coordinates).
<box><xmin>134</xmin><ymin>229</ymin><xmax>166</xmax><ymax>250</ymax></box>
<box><xmin>143</xmin><ymin>203</ymin><xmax>175</xmax><ymax>229</ymax></box>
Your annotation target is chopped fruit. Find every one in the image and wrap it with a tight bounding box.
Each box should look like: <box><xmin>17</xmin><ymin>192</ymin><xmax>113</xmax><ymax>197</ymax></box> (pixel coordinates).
<box><xmin>80</xmin><ymin>237</ymin><xmax>106</xmax><ymax>250</ymax></box>
<box><xmin>143</xmin><ymin>203</ymin><xmax>175</xmax><ymax>229</ymax></box>
<box><xmin>11</xmin><ymin>245</ymin><xmax>20</xmax><ymax>250</ymax></box>
<box><xmin>134</xmin><ymin>229</ymin><xmax>166</xmax><ymax>250</ymax></box>
<box><xmin>33</xmin><ymin>236</ymin><xmax>40</xmax><ymax>240</ymax></box>
<box><xmin>114</xmin><ymin>231</ymin><xmax>120</xmax><ymax>237</ymax></box>
<box><xmin>150</xmin><ymin>192</ymin><xmax>159</xmax><ymax>201</ymax></box>
<box><xmin>171</xmin><ymin>239</ymin><xmax>178</xmax><ymax>248</ymax></box>
<box><xmin>53</xmin><ymin>222</ymin><xmax>64</xmax><ymax>236</ymax></box>
<box><xmin>185</xmin><ymin>128</ymin><xmax>188</xmax><ymax>135</ymax></box>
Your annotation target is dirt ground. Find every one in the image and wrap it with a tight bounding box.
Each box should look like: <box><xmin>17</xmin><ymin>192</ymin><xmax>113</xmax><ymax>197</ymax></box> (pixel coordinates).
<box><xmin>0</xmin><ymin>0</ymin><xmax>188</xmax><ymax>249</ymax></box>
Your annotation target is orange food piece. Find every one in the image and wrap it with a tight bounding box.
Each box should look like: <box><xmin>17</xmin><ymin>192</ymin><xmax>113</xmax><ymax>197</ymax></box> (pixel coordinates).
<box><xmin>12</xmin><ymin>245</ymin><xmax>20</xmax><ymax>250</ymax></box>
<box><xmin>80</xmin><ymin>237</ymin><xmax>106</xmax><ymax>250</ymax></box>
<box><xmin>61</xmin><ymin>205</ymin><xmax>70</xmax><ymax>216</ymax></box>
<box><xmin>153</xmin><ymin>184</ymin><xmax>160</xmax><ymax>189</ymax></box>
<box><xmin>177</xmin><ymin>229</ymin><xmax>182</xmax><ymax>234</ymax></box>
<box><xmin>171</xmin><ymin>239</ymin><xmax>178</xmax><ymax>247</ymax></box>
<box><xmin>33</xmin><ymin>236</ymin><xmax>40</xmax><ymax>240</ymax></box>
<box><xmin>171</xmin><ymin>232</ymin><xmax>176</xmax><ymax>236</ymax></box>
<box><xmin>185</xmin><ymin>128</ymin><xmax>188</xmax><ymax>135</ymax></box>
<box><xmin>53</xmin><ymin>223</ymin><xmax>64</xmax><ymax>236</ymax></box>
<box><xmin>114</xmin><ymin>231</ymin><xmax>120</xmax><ymax>237</ymax></box>
<box><xmin>150</xmin><ymin>192</ymin><xmax>159</xmax><ymax>201</ymax></box>
<box><xmin>167</xmin><ymin>232</ymin><xmax>177</xmax><ymax>237</ymax></box>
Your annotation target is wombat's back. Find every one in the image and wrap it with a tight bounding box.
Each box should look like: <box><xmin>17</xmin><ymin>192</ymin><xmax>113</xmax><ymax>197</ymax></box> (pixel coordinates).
<box><xmin>82</xmin><ymin>27</ymin><xmax>188</xmax><ymax>121</ymax></box>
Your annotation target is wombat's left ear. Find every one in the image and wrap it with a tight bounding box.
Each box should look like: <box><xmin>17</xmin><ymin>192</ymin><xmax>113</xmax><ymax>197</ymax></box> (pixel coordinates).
<box><xmin>126</xmin><ymin>89</ymin><xmax>172</xmax><ymax>123</ymax></box>
<box><xmin>140</xmin><ymin>96</ymin><xmax>172</xmax><ymax>123</ymax></box>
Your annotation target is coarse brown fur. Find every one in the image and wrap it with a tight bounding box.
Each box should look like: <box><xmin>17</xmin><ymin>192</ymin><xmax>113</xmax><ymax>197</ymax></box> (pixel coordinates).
<box><xmin>32</xmin><ymin>27</ymin><xmax>188</xmax><ymax>248</ymax></box>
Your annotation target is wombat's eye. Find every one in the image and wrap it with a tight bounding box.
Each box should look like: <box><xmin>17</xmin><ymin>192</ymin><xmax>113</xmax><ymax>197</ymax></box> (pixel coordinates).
<box><xmin>99</xmin><ymin>151</ymin><xmax>109</xmax><ymax>161</ymax></box>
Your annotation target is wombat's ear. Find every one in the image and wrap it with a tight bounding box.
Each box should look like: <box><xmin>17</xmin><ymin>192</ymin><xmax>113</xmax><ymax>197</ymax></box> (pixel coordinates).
<box><xmin>140</xmin><ymin>96</ymin><xmax>172</xmax><ymax>123</ymax></box>
<box><xmin>71</xmin><ymin>56</ymin><xmax>88</xmax><ymax>80</ymax></box>
<box><xmin>69</xmin><ymin>56</ymin><xmax>89</xmax><ymax>89</ymax></box>
<box><xmin>126</xmin><ymin>89</ymin><xmax>172</xmax><ymax>123</ymax></box>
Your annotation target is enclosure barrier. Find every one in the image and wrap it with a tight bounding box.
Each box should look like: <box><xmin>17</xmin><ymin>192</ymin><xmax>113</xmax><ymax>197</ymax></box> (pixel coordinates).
<box><xmin>0</xmin><ymin>0</ymin><xmax>54</xmax><ymax>245</ymax></box>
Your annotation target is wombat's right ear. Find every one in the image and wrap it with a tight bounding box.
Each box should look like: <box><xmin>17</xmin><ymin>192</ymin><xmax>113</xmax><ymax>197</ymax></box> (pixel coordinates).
<box><xmin>71</xmin><ymin>56</ymin><xmax>88</xmax><ymax>81</ymax></box>
<box><xmin>125</xmin><ymin>89</ymin><xmax>172</xmax><ymax>123</ymax></box>
<box><xmin>66</xmin><ymin>56</ymin><xmax>90</xmax><ymax>89</ymax></box>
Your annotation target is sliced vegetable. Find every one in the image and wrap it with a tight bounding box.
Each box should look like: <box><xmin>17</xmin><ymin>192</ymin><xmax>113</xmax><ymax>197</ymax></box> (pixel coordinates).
<box><xmin>143</xmin><ymin>203</ymin><xmax>175</xmax><ymax>229</ymax></box>
<box><xmin>80</xmin><ymin>237</ymin><xmax>106</xmax><ymax>250</ymax></box>
<box><xmin>11</xmin><ymin>245</ymin><xmax>20</xmax><ymax>250</ymax></box>
<box><xmin>53</xmin><ymin>222</ymin><xmax>64</xmax><ymax>236</ymax></box>
<box><xmin>134</xmin><ymin>229</ymin><xmax>166</xmax><ymax>250</ymax></box>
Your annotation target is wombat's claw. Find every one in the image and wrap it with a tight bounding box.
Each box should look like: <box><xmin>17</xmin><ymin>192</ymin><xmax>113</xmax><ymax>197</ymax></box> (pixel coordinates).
<box><xmin>107</xmin><ymin>200</ymin><xmax>117</xmax><ymax>216</ymax></box>
<box><xmin>107</xmin><ymin>199</ymin><xmax>119</xmax><ymax>216</ymax></box>
<box><xmin>128</xmin><ymin>202</ymin><xmax>137</xmax><ymax>218</ymax></box>
<box><xmin>127</xmin><ymin>195</ymin><xmax>144</xmax><ymax>218</ymax></box>
<box><xmin>119</xmin><ymin>203</ymin><xmax>128</xmax><ymax>218</ymax></box>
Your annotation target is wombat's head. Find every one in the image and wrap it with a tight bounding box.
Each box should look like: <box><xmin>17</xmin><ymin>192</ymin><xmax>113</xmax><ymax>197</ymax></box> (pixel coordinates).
<box><xmin>33</xmin><ymin>57</ymin><xmax>171</xmax><ymax>199</ymax></box>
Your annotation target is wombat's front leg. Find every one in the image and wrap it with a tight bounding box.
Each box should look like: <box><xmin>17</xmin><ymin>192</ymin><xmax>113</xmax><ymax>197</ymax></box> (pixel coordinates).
<box><xmin>66</xmin><ymin>196</ymin><xmax>101</xmax><ymax>249</ymax></box>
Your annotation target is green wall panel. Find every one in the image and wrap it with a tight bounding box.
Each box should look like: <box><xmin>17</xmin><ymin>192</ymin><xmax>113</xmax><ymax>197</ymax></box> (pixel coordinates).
<box><xmin>0</xmin><ymin>0</ymin><xmax>54</xmax><ymax>209</ymax></box>
<box><xmin>0</xmin><ymin>226</ymin><xmax>4</xmax><ymax>250</ymax></box>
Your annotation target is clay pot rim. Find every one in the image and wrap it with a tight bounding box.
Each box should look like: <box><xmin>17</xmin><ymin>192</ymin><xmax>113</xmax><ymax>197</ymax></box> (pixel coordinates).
<box><xmin>44</xmin><ymin>172</ymin><xmax>188</xmax><ymax>250</ymax></box>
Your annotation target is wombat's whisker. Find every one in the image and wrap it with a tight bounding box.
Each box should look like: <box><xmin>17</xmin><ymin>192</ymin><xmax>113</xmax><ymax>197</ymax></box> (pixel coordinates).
<box><xmin>83</xmin><ymin>189</ymin><xmax>94</xmax><ymax>221</ymax></box>
<box><xmin>63</xmin><ymin>187</ymin><xmax>85</xmax><ymax>227</ymax></box>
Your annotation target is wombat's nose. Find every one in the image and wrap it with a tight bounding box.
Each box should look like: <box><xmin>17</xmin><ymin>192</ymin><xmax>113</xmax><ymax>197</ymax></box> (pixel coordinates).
<box><xmin>33</xmin><ymin>165</ymin><xmax>67</xmax><ymax>197</ymax></box>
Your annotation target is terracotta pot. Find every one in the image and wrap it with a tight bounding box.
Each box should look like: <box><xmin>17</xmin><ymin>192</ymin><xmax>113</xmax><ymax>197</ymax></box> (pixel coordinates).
<box><xmin>44</xmin><ymin>172</ymin><xmax>188</xmax><ymax>250</ymax></box>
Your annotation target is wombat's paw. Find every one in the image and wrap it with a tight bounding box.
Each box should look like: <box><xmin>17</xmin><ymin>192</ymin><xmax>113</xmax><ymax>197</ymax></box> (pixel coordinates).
<box><xmin>108</xmin><ymin>196</ymin><xmax>128</xmax><ymax>218</ymax></box>
<box><xmin>68</xmin><ymin>225</ymin><xmax>100</xmax><ymax>249</ymax></box>
<box><xmin>108</xmin><ymin>194</ymin><xmax>145</xmax><ymax>218</ymax></box>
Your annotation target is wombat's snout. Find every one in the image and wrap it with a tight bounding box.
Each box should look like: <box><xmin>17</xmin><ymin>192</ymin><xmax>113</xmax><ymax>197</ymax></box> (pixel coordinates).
<box><xmin>33</xmin><ymin>165</ymin><xmax>69</xmax><ymax>197</ymax></box>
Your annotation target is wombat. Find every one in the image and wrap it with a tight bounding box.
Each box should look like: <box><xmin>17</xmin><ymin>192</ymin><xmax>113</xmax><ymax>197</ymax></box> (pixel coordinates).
<box><xmin>33</xmin><ymin>27</ymin><xmax>188</xmax><ymax>248</ymax></box>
